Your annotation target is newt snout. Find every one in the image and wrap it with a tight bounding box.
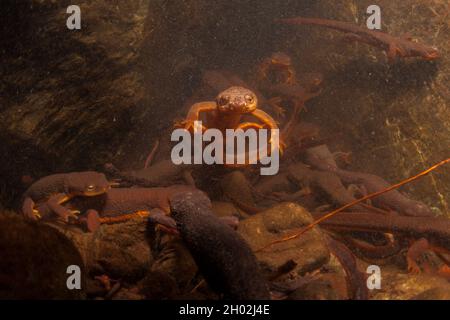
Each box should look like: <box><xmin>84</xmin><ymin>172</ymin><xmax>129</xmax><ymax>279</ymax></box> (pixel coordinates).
<box><xmin>270</xmin><ymin>52</ymin><xmax>292</xmax><ymax>68</ymax></box>
<box><xmin>424</xmin><ymin>48</ymin><xmax>440</xmax><ymax>61</ymax></box>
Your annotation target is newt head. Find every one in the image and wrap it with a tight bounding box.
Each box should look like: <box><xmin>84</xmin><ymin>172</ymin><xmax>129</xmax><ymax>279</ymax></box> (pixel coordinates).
<box><xmin>298</xmin><ymin>72</ymin><xmax>324</xmax><ymax>93</ymax></box>
<box><xmin>216</xmin><ymin>86</ymin><xmax>258</xmax><ymax>114</ymax></box>
<box><xmin>65</xmin><ymin>171</ymin><xmax>111</xmax><ymax>197</ymax></box>
<box><xmin>269</xmin><ymin>52</ymin><xmax>292</xmax><ymax>67</ymax></box>
<box><xmin>406</xmin><ymin>41</ymin><xmax>440</xmax><ymax>61</ymax></box>
<box><xmin>404</xmin><ymin>200</ymin><xmax>434</xmax><ymax>217</ymax></box>
<box><xmin>423</xmin><ymin>47</ymin><xmax>440</xmax><ymax>61</ymax></box>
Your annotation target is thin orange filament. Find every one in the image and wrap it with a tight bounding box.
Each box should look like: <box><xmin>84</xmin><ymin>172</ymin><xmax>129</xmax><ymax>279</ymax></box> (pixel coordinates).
<box><xmin>99</xmin><ymin>210</ymin><xmax>151</xmax><ymax>224</ymax></box>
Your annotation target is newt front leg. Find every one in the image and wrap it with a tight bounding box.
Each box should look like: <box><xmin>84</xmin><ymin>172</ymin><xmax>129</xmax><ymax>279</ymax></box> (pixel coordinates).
<box><xmin>250</xmin><ymin>109</ymin><xmax>286</xmax><ymax>154</ymax></box>
<box><xmin>46</xmin><ymin>193</ymin><xmax>80</xmax><ymax>222</ymax></box>
<box><xmin>175</xmin><ymin>102</ymin><xmax>216</xmax><ymax>131</ymax></box>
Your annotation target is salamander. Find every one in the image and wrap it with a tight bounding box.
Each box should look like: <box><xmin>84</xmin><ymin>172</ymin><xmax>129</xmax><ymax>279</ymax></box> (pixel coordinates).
<box><xmin>169</xmin><ymin>190</ymin><xmax>270</xmax><ymax>300</ymax></box>
<box><xmin>278</xmin><ymin>17</ymin><xmax>440</xmax><ymax>62</ymax></box>
<box><xmin>22</xmin><ymin>172</ymin><xmax>110</xmax><ymax>222</ymax></box>
<box><xmin>313</xmin><ymin>211</ymin><xmax>450</xmax><ymax>273</ymax></box>
<box><xmin>179</xmin><ymin>86</ymin><xmax>279</xmax><ymax>134</ymax></box>
<box><xmin>35</xmin><ymin>184</ymin><xmax>197</xmax><ymax>227</ymax></box>
<box><xmin>305</xmin><ymin>145</ymin><xmax>434</xmax><ymax>217</ymax></box>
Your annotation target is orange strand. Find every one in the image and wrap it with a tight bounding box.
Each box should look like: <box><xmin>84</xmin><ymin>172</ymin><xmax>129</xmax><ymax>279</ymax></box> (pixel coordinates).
<box><xmin>256</xmin><ymin>158</ymin><xmax>450</xmax><ymax>253</ymax></box>
<box><xmin>99</xmin><ymin>210</ymin><xmax>151</xmax><ymax>224</ymax></box>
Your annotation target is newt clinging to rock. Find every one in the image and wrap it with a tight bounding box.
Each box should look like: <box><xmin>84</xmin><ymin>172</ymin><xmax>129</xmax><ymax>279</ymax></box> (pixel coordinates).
<box><xmin>278</xmin><ymin>17</ymin><xmax>440</xmax><ymax>62</ymax></box>
<box><xmin>22</xmin><ymin>172</ymin><xmax>111</xmax><ymax>222</ymax></box>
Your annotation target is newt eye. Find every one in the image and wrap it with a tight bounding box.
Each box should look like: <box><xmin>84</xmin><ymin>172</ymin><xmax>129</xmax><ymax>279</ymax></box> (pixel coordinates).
<box><xmin>245</xmin><ymin>95</ymin><xmax>254</xmax><ymax>103</ymax></box>
<box><xmin>218</xmin><ymin>96</ymin><xmax>229</xmax><ymax>106</ymax></box>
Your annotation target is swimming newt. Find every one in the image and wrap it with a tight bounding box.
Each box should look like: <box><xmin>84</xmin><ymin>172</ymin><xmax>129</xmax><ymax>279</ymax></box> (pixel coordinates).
<box><xmin>279</xmin><ymin>17</ymin><xmax>440</xmax><ymax>62</ymax></box>
<box><xmin>177</xmin><ymin>86</ymin><xmax>283</xmax><ymax>163</ymax></box>
<box><xmin>178</xmin><ymin>86</ymin><xmax>279</xmax><ymax>134</ymax></box>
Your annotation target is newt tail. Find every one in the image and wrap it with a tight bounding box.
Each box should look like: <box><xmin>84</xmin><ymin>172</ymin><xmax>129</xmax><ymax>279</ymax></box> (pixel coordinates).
<box><xmin>278</xmin><ymin>17</ymin><xmax>440</xmax><ymax>62</ymax></box>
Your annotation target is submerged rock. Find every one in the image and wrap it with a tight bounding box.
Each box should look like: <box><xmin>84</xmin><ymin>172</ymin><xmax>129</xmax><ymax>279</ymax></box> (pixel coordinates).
<box><xmin>238</xmin><ymin>202</ymin><xmax>330</xmax><ymax>277</ymax></box>
<box><xmin>0</xmin><ymin>213</ymin><xmax>86</xmax><ymax>299</ymax></box>
<box><xmin>411</xmin><ymin>287</ymin><xmax>450</xmax><ymax>300</ymax></box>
<box><xmin>371</xmin><ymin>265</ymin><xmax>450</xmax><ymax>300</ymax></box>
<box><xmin>50</xmin><ymin>216</ymin><xmax>153</xmax><ymax>282</ymax></box>
<box><xmin>288</xmin><ymin>279</ymin><xmax>340</xmax><ymax>300</ymax></box>
<box><xmin>138</xmin><ymin>270</ymin><xmax>179</xmax><ymax>300</ymax></box>
<box><xmin>211</xmin><ymin>201</ymin><xmax>241</xmax><ymax>218</ymax></box>
<box><xmin>220</xmin><ymin>171</ymin><xmax>257</xmax><ymax>207</ymax></box>
<box><xmin>150</xmin><ymin>238</ymin><xmax>199</xmax><ymax>293</ymax></box>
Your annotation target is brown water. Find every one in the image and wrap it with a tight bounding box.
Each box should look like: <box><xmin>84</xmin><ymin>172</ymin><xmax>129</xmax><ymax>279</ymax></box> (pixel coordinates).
<box><xmin>0</xmin><ymin>0</ymin><xmax>449</xmax><ymax>300</ymax></box>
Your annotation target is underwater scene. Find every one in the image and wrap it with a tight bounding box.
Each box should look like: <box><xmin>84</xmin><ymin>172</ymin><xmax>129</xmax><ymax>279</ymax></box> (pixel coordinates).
<box><xmin>0</xmin><ymin>0</ymin><xmax>449</xmax><ymax>301</ymax></box>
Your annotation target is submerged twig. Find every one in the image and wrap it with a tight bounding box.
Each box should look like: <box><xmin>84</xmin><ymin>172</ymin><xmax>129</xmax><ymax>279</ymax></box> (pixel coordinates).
<box><xmin>144</xmin><ymin>139</ymin><xmax>160</xmax><ymax>169</ymax></box>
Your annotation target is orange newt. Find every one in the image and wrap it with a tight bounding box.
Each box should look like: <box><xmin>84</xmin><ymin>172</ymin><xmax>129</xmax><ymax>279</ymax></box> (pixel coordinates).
<box><xmin>178</xmin><ymin>86</ymin><xmax>279</xmax><ymax>133</ymax></box>
<box><xmin>177</xmin><ymin>86</ymin><xmax>283</xmax><ymax>165</ymax></box>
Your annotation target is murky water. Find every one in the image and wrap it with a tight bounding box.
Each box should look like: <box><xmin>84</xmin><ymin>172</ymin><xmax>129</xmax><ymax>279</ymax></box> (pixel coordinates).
<box><xmin>0</xmin><ymin>0</ymin><xmax>449</xmax><ymax>300</ymax></box>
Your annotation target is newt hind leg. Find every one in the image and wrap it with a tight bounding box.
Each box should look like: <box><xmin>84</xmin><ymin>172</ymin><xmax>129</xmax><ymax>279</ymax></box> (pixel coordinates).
<box><xmin>22</xmin><ymin>197</ymin><xmax>40</xmax><ymax>220</ymax></box>
<box><xmin>407</xmin><ymin>238</ymin><xmax>429</xmax><ymax>274</ymax></box>
<box><xmin>407</xmin><ymin>238</ymin><xmax>450</xmax><ymax>274</ymax></box>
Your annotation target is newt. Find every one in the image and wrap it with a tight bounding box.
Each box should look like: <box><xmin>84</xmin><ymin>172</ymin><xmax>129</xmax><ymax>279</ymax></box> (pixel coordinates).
<box><xmin>325</xmin><ymin>236</ymin><xmax>369</xmax><ymax>300</ymax></box>
<box><xmin>257</xmin><ymin>52</ymin><xmax>297</xmax><ymax>85</ymax></box>
<box><xmin>186</xmin><ymin>67</ymin><xmax>294</xmax><ymax>120</ymax></box>
<box><xmin>104</xmin><ymin>160</ymin><xmax>194</xmax><ymax>188</ymax></box>
<box><xmin>177</xmin><ymin>86</ymin><xmax>283</xmax><ymax>165</ymax></box>
<box><xmin>169</xmin><ymin>190</ymin><xmax>270</xmax><ymax>300</ymax></box>
<box><xmin>21</xmin><ymin>171</ymin><xmax>110</xmax><ymax>222</ymax></box>
<box><xmin>284</xmin><ymin>162</ymin><xmax>366</xmax><ymax>211</ymax></box>
<box><xmin>178</xmin><ymin>86</ymin><xmax>279</xmax><ymax>134</ymax></box>
<box><xmin>34</xmin><ymin>185</ymin><xmax>197</xmax><ymax>229</ymax></box>
<box><xmin>266</xmin><ymin>72</ymin><xmax>323</xmax><ymax>108</ymax></box>
<box><xmin>267</xmin><ymin>72</ymin><xmax>324</xmax><ymax>140</ymax></box>
<box><xmin>35</xmin><ymin>184</ymin><xmax>242</xmax><ymax>234</ymax></box>
<box><xmin>183</xmin><ymin>70</ymin><xmax>270</xmax><ymax>117</ymax></box>
<box><xmin>278</xmin><ymin>17</ymin><xmax>440</xmax><ymax>62</ymax></box>
<box><xmin>305</xmin><ymin>145</ymin><xmax>434</xmax><ymax>217</ymax></box>
<box><xmin>254</xmin><ymin>162</ymin><xmax>367</xmax><ymax>212</ymax></box>
<box><xmin>312</xmin><ymin>211</ymin><xmax>450</xmax><ymax>274</ymax></box>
